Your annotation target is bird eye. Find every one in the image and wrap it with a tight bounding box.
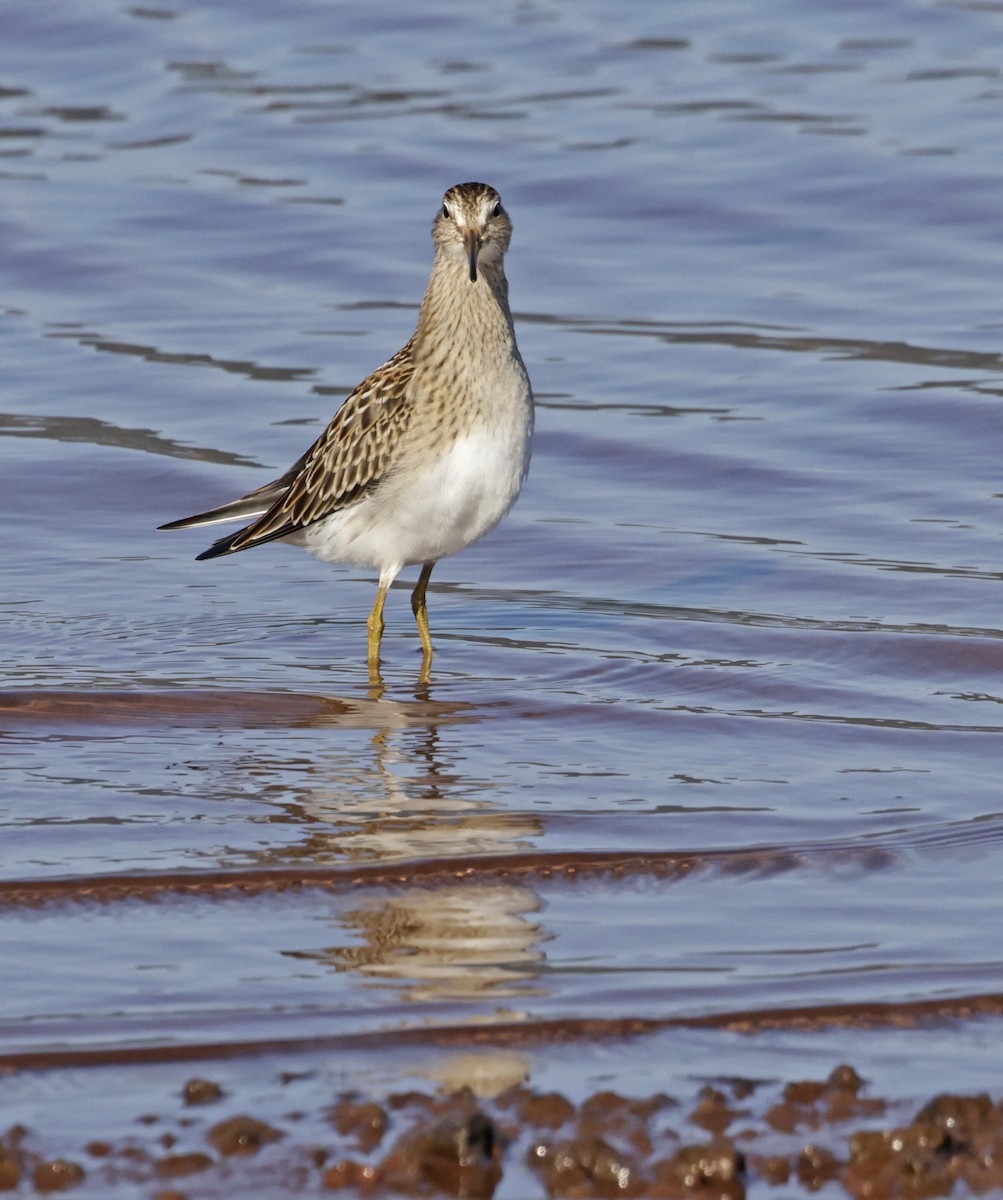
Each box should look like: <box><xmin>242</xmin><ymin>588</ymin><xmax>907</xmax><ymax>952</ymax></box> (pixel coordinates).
<box><xmin>441</xmin><ymin>203</ymin><xmax>449</xmax><ymax>218</ymax></box>
<box><xmin>491</xmin><ymin>202</ymin><xmax>501</xmax><ymax>217</ymax></box>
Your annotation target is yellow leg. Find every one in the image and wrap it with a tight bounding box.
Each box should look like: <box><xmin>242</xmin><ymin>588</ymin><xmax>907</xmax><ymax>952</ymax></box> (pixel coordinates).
<box><xmin>410</xmin><ymin>562</ymin><xmax>436</xmax><ymax>663</ymax></box>
<box><xmin>367</xmin><ymin>584</ymin><xmax>388</xmax><ymax>671</ymax></box>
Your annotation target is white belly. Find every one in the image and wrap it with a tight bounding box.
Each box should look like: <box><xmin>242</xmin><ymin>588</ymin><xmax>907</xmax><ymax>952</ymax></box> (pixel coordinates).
<box><xmin>292</xmin><ymin>422</ymin><xmax>531</xmax><ymax>572</ymax></box>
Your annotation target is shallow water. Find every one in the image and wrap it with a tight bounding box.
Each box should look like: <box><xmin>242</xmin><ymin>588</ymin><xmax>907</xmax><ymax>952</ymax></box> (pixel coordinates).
<box><xmin>4</xmin><ymin>0</ymin><xmax>1003</xmax><ymax>1190</ymax></box>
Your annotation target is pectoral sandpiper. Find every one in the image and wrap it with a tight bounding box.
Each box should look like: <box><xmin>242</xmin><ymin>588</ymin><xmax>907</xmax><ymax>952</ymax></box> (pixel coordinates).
<box><xmin>160</xmin><ymin>182</ymin><xmax>534</xmax><ymax>674</ymax></box>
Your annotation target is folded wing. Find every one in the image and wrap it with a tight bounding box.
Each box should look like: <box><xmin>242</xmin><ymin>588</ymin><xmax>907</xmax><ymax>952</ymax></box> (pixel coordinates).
<box><xmin>159</xmin><ymin>340</ymin><xmax>415</xmax><ymax>560</ymax></box>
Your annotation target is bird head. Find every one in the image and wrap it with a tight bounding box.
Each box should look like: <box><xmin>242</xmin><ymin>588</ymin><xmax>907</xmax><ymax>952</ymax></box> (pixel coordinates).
<box><xmin>434</xmin><ymin>181</ymin><xmax>512</xmax><ymax>282</ymax></box>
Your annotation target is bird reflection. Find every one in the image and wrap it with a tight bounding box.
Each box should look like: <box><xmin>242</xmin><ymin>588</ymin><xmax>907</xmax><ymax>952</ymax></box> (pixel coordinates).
<box><xmin>234</xmin><ymin>670</ymin><xmax>547</xmax><ymax>1012</ymax></box>
<box><xmin>1</xmin><ymin>670</ymin><xmax>546</xmax><ymax>1091</ymax></box>
<box><xmin>287</xmin><ymin>883</ymin><xmax>545</xmax><ymax>1004</ymax></box>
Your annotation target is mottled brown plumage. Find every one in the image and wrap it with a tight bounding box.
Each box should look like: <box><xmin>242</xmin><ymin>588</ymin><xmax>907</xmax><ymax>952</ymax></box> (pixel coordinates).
<box><xmin>223</xmin><ymin>340</ymin><xmax>417</xmax><ymax>551</ymax></box>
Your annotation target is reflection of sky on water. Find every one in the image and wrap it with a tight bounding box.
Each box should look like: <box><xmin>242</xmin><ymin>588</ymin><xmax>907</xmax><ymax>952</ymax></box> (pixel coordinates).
<box><xmin>3</xmin><ymin>0</ymin><xmax>1003</xmax><ymax>1116</ymax></box>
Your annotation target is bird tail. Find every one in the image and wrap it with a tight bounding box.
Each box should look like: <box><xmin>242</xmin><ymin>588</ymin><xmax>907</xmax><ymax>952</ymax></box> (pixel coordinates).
<box><xmin>159</xmin><ymin>479</ymin><xmax>303</xmax><ymax>558</ymax></box>
<box><xmin>159</xmin><ymin>498</ymin><xmax>273</xmax><ymax>560</ymax></box>
<box><xmin>159</xmin><ymin>453</ymin><xmax>306</xmax><ymax>558</ymax></box>
<box><xmin>158</xmin><ymin>494</ymin><xmax>271</xmax><ymax>533</ymax></box>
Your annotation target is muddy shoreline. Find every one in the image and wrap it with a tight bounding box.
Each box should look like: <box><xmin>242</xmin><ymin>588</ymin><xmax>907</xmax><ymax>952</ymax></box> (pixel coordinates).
<box><xmin>5</xmin><ymin>1066</ymin><xmax>1001</xmax><ymax>1198</ymax></box>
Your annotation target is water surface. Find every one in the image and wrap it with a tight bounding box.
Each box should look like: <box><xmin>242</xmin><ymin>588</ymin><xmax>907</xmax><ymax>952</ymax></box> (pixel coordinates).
<box><xmin>4</xmin><ymin>0</ymin><xmax>1003</xmax><ymax>1191</ymax></box>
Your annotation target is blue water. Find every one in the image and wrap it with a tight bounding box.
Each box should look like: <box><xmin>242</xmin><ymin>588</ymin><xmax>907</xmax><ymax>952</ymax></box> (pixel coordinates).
<box><xmin>4</xmin><ymin>0</ymin><xmax>1003</xmax><ymax>1188</ymax></box>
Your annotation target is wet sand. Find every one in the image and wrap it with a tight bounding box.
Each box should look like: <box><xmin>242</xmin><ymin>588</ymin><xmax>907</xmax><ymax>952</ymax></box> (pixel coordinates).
<box><xmin>5</xmin><ymin>1065</ymin><xmax>1003</xmax><ymax>1199</ymax></box>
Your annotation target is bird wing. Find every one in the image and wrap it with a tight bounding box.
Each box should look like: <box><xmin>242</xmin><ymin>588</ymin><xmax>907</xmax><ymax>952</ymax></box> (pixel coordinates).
<box><xmin>196</xmin><ymin>339</ymin><xmax>416</xmax><ymax>558</ymax></box>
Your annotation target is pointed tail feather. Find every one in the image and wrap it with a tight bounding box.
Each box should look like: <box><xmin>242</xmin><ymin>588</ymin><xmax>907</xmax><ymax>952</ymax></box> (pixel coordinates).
<box><xmin>160</xmin><ymin>501</ymin><xmax>297</xmax><ymax>559</ymax></box>
<box><xmin>195</xmin><ymin>527</ymin><xmax>248</xmax><ymax>560</ymax></box>
<box><xmin>159</xmin><ymin>496</ymin><xmax>273</xmax><ymax>560</ymax></box>
<box><xmin>160</xmin><ymin>455</ymin><xmax>305</xmax><ymax>556</ymax></box>
<box><xmin>158</xmin><ymin>496</ymin><xmax>271</xmax><ymax>533</ymax></box>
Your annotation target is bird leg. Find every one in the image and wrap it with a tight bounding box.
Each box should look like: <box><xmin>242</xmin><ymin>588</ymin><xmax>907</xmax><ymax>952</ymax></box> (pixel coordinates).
<box><xmin>410</xmin><ymin>562</ymin><xmax>436</xmax><ymax>663</ymax></box>
<box><xmin>367</xmin><ymin>584</ymin><xmax>388</xmax><ymax>671</ymax></box>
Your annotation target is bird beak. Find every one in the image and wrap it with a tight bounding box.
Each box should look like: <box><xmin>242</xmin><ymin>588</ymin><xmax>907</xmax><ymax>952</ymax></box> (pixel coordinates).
<box><xmin>463</xmin><ymin>228</ymin><xmax>481</xmax><ymax>282</ymax></box>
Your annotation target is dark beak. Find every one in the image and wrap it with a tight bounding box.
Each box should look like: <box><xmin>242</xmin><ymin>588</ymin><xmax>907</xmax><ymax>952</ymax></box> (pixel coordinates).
<box><xmin>463</xmin><ymin>229</ymin><xmax>481</xmax><ymax>282</ymax></box>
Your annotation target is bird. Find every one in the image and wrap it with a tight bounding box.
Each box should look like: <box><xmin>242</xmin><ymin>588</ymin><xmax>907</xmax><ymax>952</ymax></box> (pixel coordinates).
<box><xmin>160</xmin><ymin>181</ymin><xmax>534</xmax><ymax>675</ymax></box>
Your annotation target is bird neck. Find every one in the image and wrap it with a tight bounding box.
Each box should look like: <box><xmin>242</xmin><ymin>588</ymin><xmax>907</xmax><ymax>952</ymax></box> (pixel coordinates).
<box><xmin>412</xmin><ymin>252</ymin><xmax>513</xmax><ymax>364</ymax></box>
